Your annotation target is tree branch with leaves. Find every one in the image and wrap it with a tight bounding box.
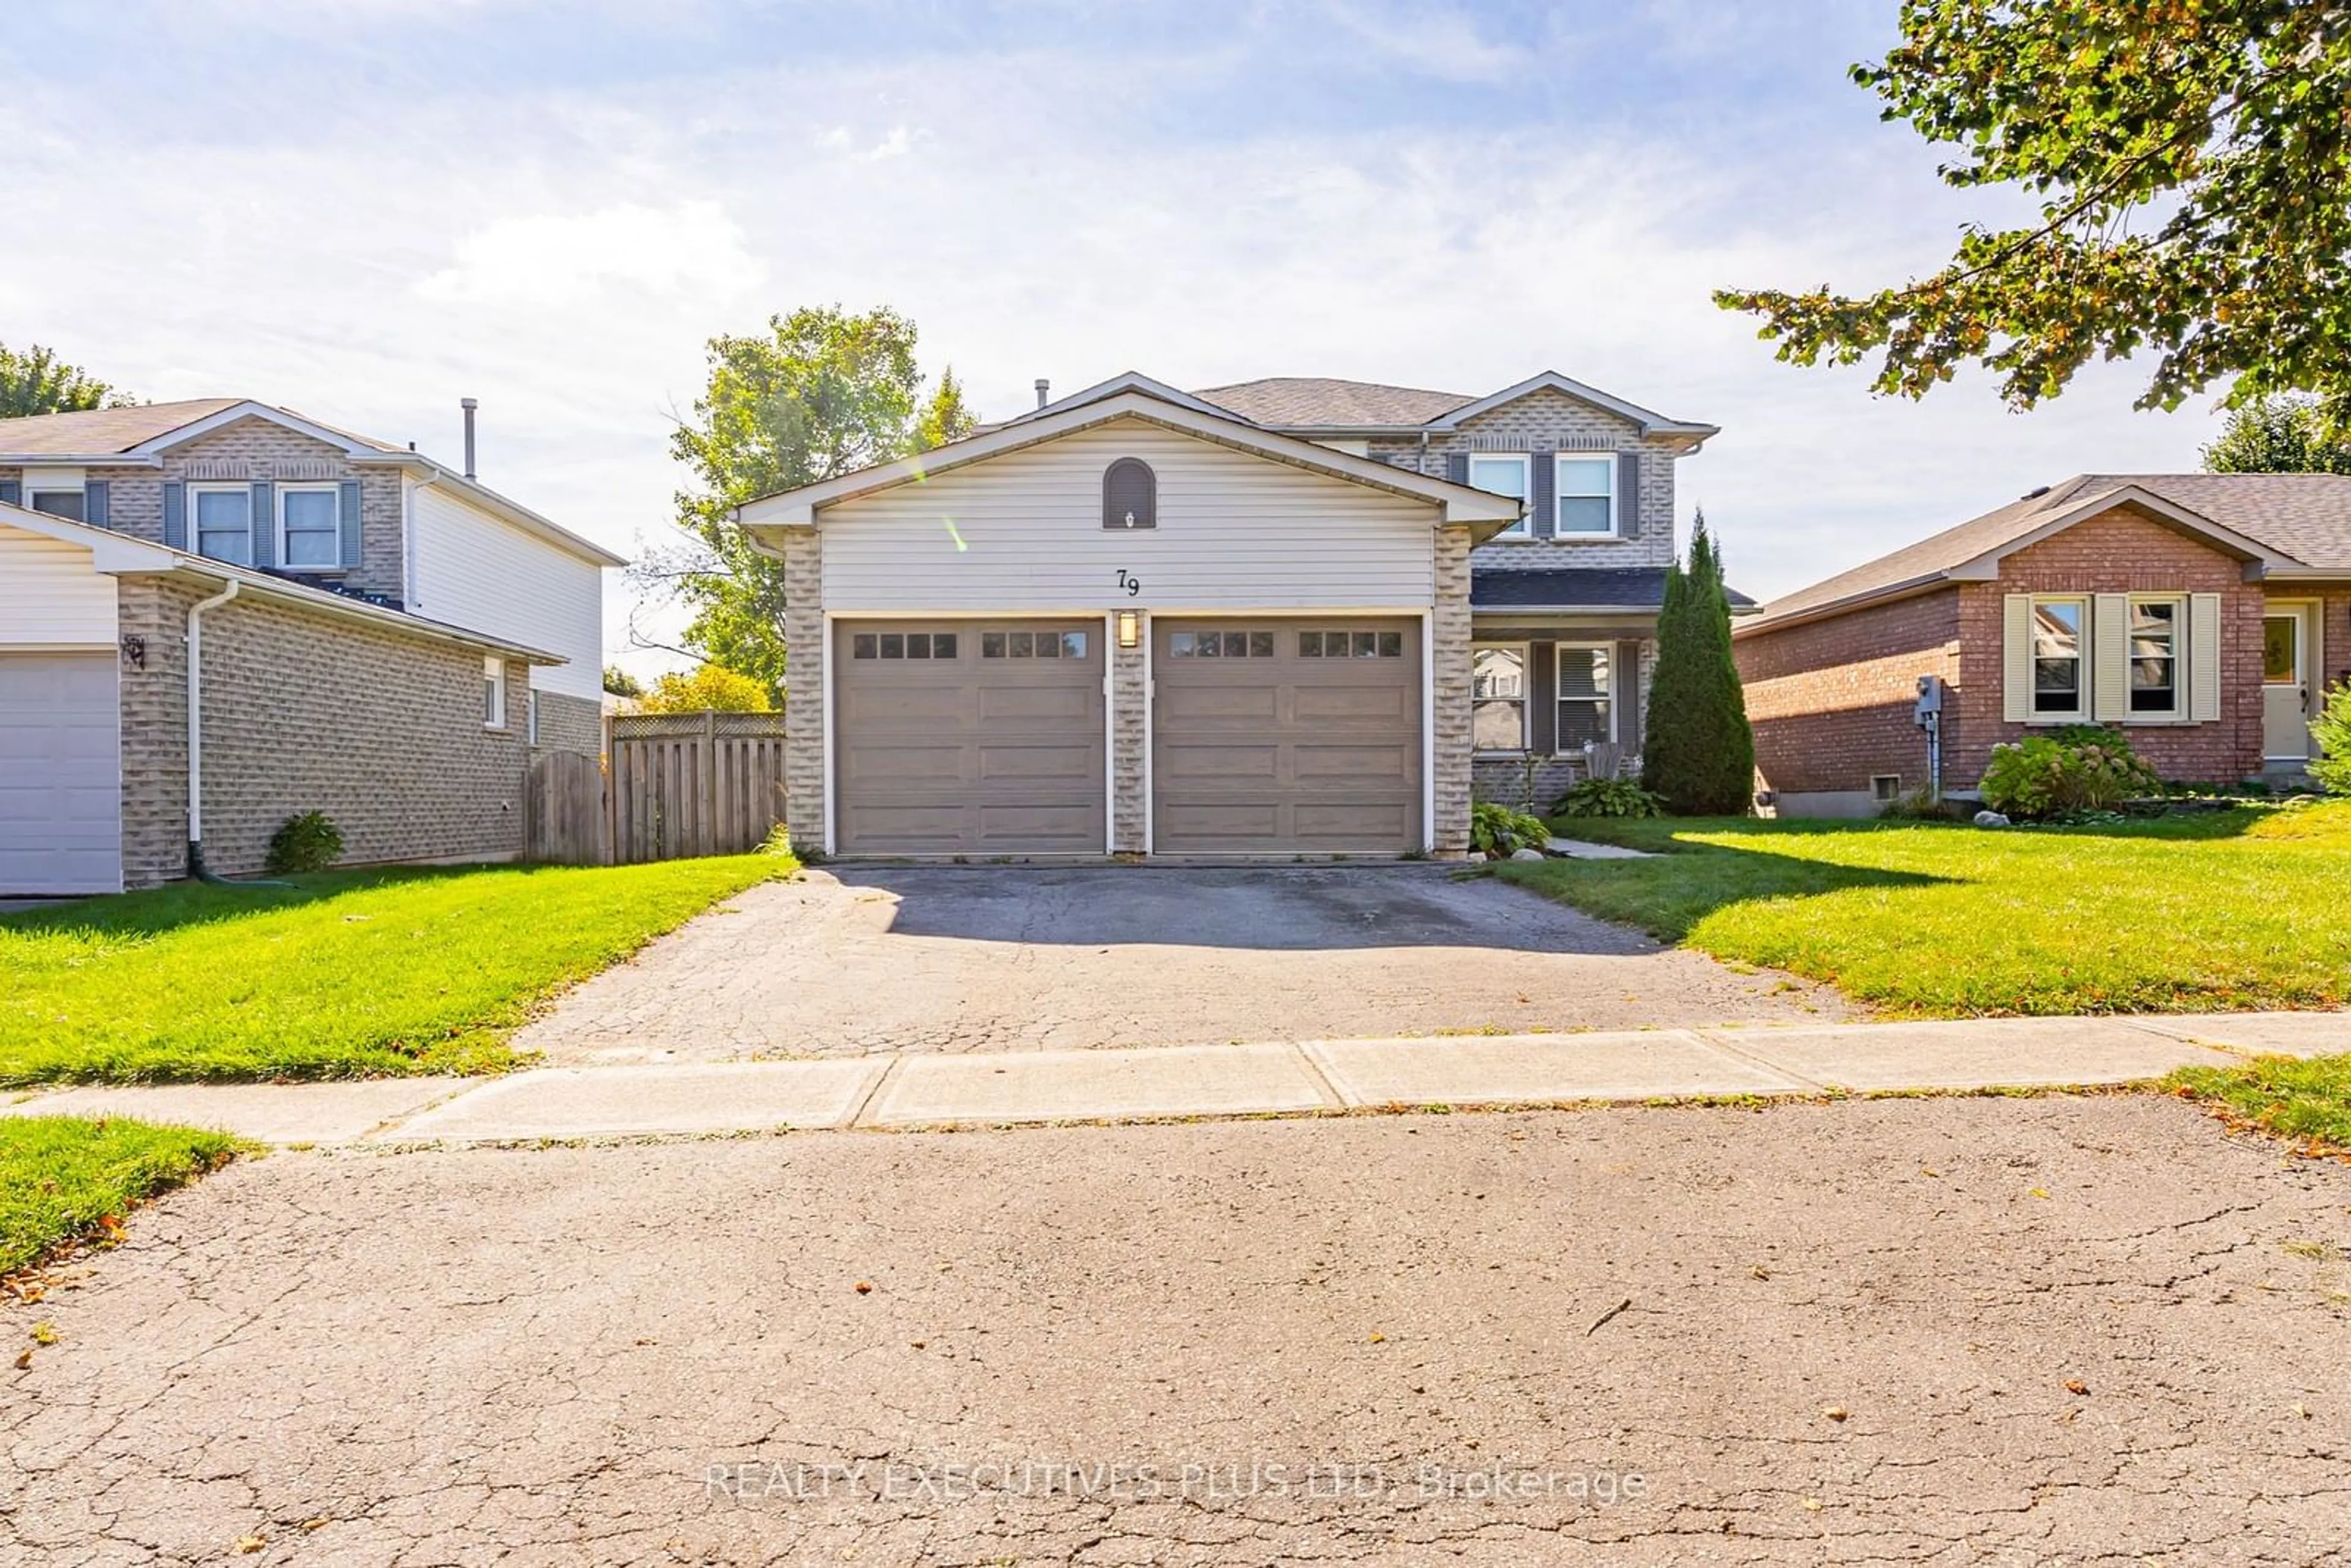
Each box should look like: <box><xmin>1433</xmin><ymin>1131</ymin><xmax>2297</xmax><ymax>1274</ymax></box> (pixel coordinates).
<box><xmin>1718</xmin><ymin>1</ymin><xmax>2351</xmax><ymax>423</ymax></box>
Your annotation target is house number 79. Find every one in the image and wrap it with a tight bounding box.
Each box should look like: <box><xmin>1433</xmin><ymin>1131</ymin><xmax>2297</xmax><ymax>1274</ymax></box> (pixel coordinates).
<box><xmin>1115</xmin><ymin>569</ymin><xmax>1142</xmax><ymax>597</ymax></box>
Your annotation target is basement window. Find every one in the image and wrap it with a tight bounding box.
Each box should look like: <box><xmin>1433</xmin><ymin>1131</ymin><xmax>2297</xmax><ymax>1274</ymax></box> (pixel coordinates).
<box><xmin>1872</xmin><ymin>775</ymin><xmax>1902</xmax><ymax>803</ymax></box>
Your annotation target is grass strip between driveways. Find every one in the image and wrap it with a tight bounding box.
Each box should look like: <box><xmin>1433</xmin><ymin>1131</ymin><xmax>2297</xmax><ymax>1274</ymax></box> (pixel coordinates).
<box><xmin>2167</xmin><ymin>1052</ymin><xmax>2351</xmax><ymax>1157</ymax></box>
<box><xmin>1502</xmin><ymin>802</ymin><xmax>2351</xmax><ymax>1018</ymax></box>
<box><xmin>0</xmin><ymin>1117</ymin><xmax>244</xmax><ymax>1279</ymax></box>
<box><xmin>0</xmin><ymin>854</ymin><xmax>791</xmax><ymax>1085</ymax></box>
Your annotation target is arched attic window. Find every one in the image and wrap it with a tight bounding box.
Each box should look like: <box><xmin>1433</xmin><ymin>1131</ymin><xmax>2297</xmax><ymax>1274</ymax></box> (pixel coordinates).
<box><xmin>1103</xmin><ymin>457</ymin><xmax>1157</xmax><ymax>530</ymax></box>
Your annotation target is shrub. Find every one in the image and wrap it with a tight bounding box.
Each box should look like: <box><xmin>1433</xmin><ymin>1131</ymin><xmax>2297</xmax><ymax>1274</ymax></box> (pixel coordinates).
<box><xmin>1978</xmin><ymin>727</ymin><xmax>2163</xmax><ymax>820</ymax></box>
<box><xmin>1878</xmin><ymin>786</ymin><xmax>1954</xmax><ymax>821</ymax></box>
<box><xmin>1641</xmin><ymin>514</ymin><xmax>1756</xmax><ymax>816</ymax></box>
<box><xmin>2312</xmin><ymin>680</ymin><xmax>2351</xmax><ymax>797</ymax></box>
<box><xmin>1553</xmin><ymin>777</ymin><xmax>1664</xmax><ymax>819</ymax></box>
<box><xmin>264</xmin><ymin>811</ymin><xmax>343</xmax><ymax>874</ymax></box>
<box><xmin>1471</xmin><ymin>801</ymin><xmax>1550</xmax><ymax>857</ymax></box>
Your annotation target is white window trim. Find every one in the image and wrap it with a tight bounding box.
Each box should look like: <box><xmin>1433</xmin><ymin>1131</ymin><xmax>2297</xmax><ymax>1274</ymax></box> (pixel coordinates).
<box><xmin>1552</xmin><ymin>641</ymin><xmax>1618</xmax><ymax>755</ymax></box>
<box><xmin>24</xmin><ymin>485</ymin><xmax>86</xmax><ymax>520</ymax></box>
<box><xmin>1468</xmin><ymin>452</ymin><xmax>1533</xmax><ymax>539</ymax></box>
<box><xmin>276</xmin><ymin>482</ymin><xmax>343</xmax><ymax>572</ymax></box>
<box><xmin>1472</xmin><ymin>641</ymin><xmax>1531</xmax><ymax>755</ymax></box>
<box><xmin>2025</xmin><ymin>593</ymin><xmax>2091</xmax><ymax>725</ymax></box>
<box><xmin>2124</xmin><ymin>591</ymin><xmax>2188</xmax><ymax>724</ymax></box>
<box><xmin>188</xmin><ymin>482</ymin><xmax>256</xmax><ymax>566</ymax></box>
<box><xmin>1553</xmin><ymin>452</ymin><xmax>1621</xmax><ymax>540</ymax></box>
<box><xmin>482</xmin><ymin>656</ymin><xmax>507</xmax><ymax>730</ymax></box>
<box><xmin>527</xmin><ymin>688</ymin><xmax>540</xmax><ymax>746</ymax></box>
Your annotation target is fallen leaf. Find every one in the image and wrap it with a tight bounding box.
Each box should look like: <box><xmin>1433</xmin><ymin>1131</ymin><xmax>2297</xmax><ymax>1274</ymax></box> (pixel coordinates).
<box><xmin>910</xmin><ymin>1340</ymin><xmax>926</xmax><ymax>1350</ymax></box>
<box><xmin>1750</xmin><ymin>1266</ymin><xmax>1771</xmax><ymax>1281</ymax></box>
<box><xmin>1919</xmin><ymin>1168</ymin><xmax>1941</xmax><ymax>1179</ymax></box>
<box><xmin>234</xmin><ymin>1534</ymin><xmax>266</xmax><ymax>1554</ymax></box>
<box><xmin>29</xmin><ymin>1322</ymin><xmax>56</xmax><ymax>1346</ymax></box>
<box><xmin>853</xmin><ymin>1281</ymin><xmax>872</xmax><ymax>1295</ymax></box>
<box><xmin>1800</xmin><ymin>1496</ymin><xmax>1824</xmax><ymax>1512</ymax></box>
<box><xmin>2294</xmin><ymin>1403</ymin><xmax>2312</xmax><ymax>1420</ymax></box>
<box><xmin>12</xmin><ymin>1349</ymin><xmax>29</xmax><ymax>1370</ymax></box>
<box><xmin>2028</xmin><ymin>1187</ymin><xmax>2050</xmax><ymax>1200</ymax></box>
<box><xmin>1367</xmin><ymin>1332</ymin><xmax>1386</xmax><ymax>1344</ymax></box>
<box><xmin>2064</xmin><ymin>1378</ymin><xmax>2090</xmax><ymax>1396</ymax></box>
<box><xmin>1823</xmin><ymin>1406</ymin><xmax>1849</xmax><ymax>1422</ymax></box>
<box><xmin>301</xmin><ymin>1517</ymin><xmax>331</xmax><ymax>1532</ymax></box>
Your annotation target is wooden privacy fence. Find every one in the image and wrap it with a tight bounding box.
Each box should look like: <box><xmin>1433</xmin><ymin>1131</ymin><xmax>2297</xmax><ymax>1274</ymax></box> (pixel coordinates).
<box><xmin>523</xmin><ymin>709</ymin><xmax>790</xmax><ymax>865</ymax></box>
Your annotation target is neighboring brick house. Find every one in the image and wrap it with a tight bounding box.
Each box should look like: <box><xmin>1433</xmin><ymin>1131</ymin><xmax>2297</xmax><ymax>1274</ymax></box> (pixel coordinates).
<box><xmin>1736</xmin><ymin>476</ymin><xmax>2351</xmax><ymax>816</ymax></box>
<box><xmin>0</xmin><ymin>399</ymin><xmax>623</xmax><ymax>895</ymax></box>
<box><xmin>732</xmin><ymin>370</ymin><xmax>1714</xmax><ymax>860</ymax></box>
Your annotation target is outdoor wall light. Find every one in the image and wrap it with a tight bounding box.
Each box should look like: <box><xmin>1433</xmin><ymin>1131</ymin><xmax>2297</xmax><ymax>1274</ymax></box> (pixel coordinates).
<box><xmin>1117</xmin><ymin>610</ymin><xmax>1141</xmax><ymax>650</ymax></box>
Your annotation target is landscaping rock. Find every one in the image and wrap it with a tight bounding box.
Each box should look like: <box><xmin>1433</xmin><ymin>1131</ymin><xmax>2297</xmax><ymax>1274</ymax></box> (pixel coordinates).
<box><xmin>1465</xmin><ymin>851</ymin><xmax>1486</xmax><ymax>863</ymax></box>
<box><xmin>1509</xmin><ymin>847</ymin><xmax>1546</xmax><ymax>862</ymax></box>
<box><xmin>1974</xmin><ymin>810</ymin><xmax>2011</xmax><ymax>828</ymax></box>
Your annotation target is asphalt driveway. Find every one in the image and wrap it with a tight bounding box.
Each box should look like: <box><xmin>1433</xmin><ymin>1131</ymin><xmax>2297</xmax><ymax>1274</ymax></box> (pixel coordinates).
<box><xmin>519</xmin><ymin>865</ymin><xmax>1845</xmax><ymax>1063</ymax></box>
<box><xmin>5</xmin><ymin>1097</ymin><xmax>2344</xmax><ymax>1565</ymax></box>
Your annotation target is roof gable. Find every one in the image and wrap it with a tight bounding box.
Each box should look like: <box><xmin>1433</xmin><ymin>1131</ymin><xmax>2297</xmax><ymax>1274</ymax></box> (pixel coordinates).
<box><xmin>1425</xmin><ymin>370</ymin><xmax>1719</xmax><ymax>440</ymax></box>
<box><xmin>735</xmin><ymin>384</ymin><xmax>1524</xmax><ymax>535</ymax></box>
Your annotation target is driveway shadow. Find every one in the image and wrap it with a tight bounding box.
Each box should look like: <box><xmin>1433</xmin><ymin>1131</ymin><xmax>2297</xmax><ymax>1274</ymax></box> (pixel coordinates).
<box><xmin>823</xmin><ymin>863</ymin><xmax>1661</xmax><ymax>956</ymax></box>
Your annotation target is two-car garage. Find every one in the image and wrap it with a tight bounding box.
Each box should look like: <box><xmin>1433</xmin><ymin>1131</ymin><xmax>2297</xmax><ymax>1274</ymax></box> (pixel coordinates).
<box><xmin>829</xmin><ymin>614</ymin><xmax>1423</xmax><ymax>858</ymax></box>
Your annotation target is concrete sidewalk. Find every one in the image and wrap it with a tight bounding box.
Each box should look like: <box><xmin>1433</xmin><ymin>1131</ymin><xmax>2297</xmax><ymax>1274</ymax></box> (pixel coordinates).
<box><xmin>5</xmin><ymin>1010</ymin><xmax>2341</xmax><ymax>1147</ymax></box>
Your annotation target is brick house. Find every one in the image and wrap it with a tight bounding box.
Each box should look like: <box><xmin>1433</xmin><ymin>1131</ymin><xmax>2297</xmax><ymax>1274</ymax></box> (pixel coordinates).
<box><xmin>732</xmin><ymin>370</ymin><xmax>1725</xmax><ymax>859</ymax></box>
<box><xmin>1</xmin><ymin>399</ymin><xmax>623</xmax><ymax>895</ymax></box>
<box><xmin>1735</xmin><ymin>476</ymin><xmax>2351</xmax><ymax>816</ymax></box>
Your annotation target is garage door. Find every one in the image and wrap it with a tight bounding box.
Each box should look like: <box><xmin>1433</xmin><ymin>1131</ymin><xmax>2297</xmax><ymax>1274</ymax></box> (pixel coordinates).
<box><xmin>1153</xmin><ymin>618</ymin><xmax>1421</xmax><ymax>854</ymax></box>
<box><xmin>834</xmin><ymin>620</ymin><xmax>1105</xmax><ymax>855</ymax></box>
<box><xmin>0</xmin><ymin>651</ymin><xmax>123</xmax><ymax>895</ymax></box>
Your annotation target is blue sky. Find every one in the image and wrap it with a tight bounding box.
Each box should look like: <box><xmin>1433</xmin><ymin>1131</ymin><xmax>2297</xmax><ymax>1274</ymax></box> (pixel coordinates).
<box><xmin>2</xmin><ymin>1</ymin><xmax>2220</xmax><ymax>674</ymax></box>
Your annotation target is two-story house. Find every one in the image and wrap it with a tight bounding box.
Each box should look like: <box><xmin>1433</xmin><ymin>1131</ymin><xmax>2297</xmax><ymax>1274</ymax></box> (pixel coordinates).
<box><xmin>731</xmin><ymin>369</ymin><xmax>1721</xmax><ymax>860</ymax></box>
<box><xmin>0</xmin><ymin>398</ymin><xmax>623</xmax><ymax>895</ymax></box>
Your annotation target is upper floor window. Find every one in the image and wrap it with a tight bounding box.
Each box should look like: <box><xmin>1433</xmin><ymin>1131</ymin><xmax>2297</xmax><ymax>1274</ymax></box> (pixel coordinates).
<box><xmin>191</xmin><ymin>484</ymin><xmax>253</xmax><ymax>566</ymax></box>
<box><xmin>1468</xmin><ymin>454</ymin><xmax>1531</xmax><ymax>538</ymax></box>
<box><xmin>279</xmin><ymin>485</ymin><xmax>342</xmax><ymax>570</ymax></box>
<box><xmin>1555</xmin><ymin>454</ymin><xmax>1618</xmax><ymax>536</ymax></box>
<box><xmin>26</xmin><ymin>486</ymin><xmax>84</xmax><ymax>522</ymax></box>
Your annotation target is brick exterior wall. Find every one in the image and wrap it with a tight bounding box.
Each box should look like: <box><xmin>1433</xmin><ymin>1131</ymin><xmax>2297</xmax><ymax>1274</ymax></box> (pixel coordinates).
<box><xmin>1431</xmin><ymin>522</ymin><xmax>1474</xmax><ymax>854</ymax></box>
<box><xmin>114</xmin><ymin>576</ymin><xmax>530</xmax><ymax>885</ymax></box>
<box><xmin>2319</xmin><ymin>592</ymin><xmax>2351</xmax><ymax>694</ymax></box>
<box><xmin>5</xmin><ymin>420</ymin><xmax>407</xmax><ymax>602</ymax></box>
<box><xmin>1111</xmin><ymin>634</ymin><xmax>1147</xmax><ymax>852</ymax></box>
<box><xmin>530</xmin><ymin>688</ymin><xmax>604</xmax><ymax>758</ymax></box>
<box><xmin>1736</xmin><ymin>508</ymin><xmax>2273</xmax><ymax>806</ymax></box>
<box><xmin>779</xmin><ymin>525</ymin><xmax>827</xmax><ymax>854</ymax></box>
<box><xmin>1364</xmin><ymin>386</ymin><xmax>1682</xmax><ymax>573</ymax></box>
<box><xmin>1739</xmin><ymin>590</ymin><xmax>1962</xmax><ymax>798</ymax></box>
<box><xmin>1954</xmin><ymin>511</ymin><xmax>2264</xmax><ymax>784</ymax></box>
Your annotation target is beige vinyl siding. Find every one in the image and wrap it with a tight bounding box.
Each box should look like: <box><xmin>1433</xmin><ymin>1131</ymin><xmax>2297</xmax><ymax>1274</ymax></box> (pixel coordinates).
<box><xmin>0</xmin><ymin>520</ymin><xmax>118</xmax><ymax>646</ymax></box>
<box><xmin>819</xmin><ymin>419</ymin><xmax>1439</xmax><ymax>612</ymax></box>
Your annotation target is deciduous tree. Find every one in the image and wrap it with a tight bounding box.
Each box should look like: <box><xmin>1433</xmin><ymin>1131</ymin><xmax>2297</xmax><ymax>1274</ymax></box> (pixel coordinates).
<box><xmin>0</xmin><ymin>343</ymin><xmax>130</xmax><ymax>418</ymax></box>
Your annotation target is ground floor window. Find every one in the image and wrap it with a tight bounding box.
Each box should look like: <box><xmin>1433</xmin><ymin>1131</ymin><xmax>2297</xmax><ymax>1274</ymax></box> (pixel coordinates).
<box><xmin>2129</xmin><ymin>596</ymin><xmax>2181</xmax><ymax>716</ymax></box>
<box><xmin>2031</xmin><ymin>596</ymin><xmax>2087</xmax><ymax>718</ymax></box>
<box><xmin>482</xmin><ymin>657</ymin><xmax>506</xmax><ymax>728</ymax></box>
<box><xmin>1472</xmin><ymin>644</ymin><xmax>1527</xmax><ymax>752</ymax></box>
<box><xmin>1555</xmin><ymin>643</ymin><xmax>1613</xmax><ymax>749</ymax></box>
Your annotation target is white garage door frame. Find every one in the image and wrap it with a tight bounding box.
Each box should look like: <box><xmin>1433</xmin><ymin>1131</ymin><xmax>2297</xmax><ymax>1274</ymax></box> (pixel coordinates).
<box><xmin>0</xmin><ymin>645</ymin><xmax>126</xmax><ymax>896</ymax></box>
<box><xmin>1135</xmin><ymin>606</ymin><xmax>1434</xmax><ymax>857</ymax></box>
<box><xmin>822</xmin><ymin>610</ymin><xmax>1118</xmax><ymax>858</ymax></box>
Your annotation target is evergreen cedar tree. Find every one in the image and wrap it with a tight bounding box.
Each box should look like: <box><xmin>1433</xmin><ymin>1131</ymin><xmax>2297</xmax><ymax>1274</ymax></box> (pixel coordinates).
<box><xmin>1719</xmin><ymin>2</ymin><xmax>2351</xmax><ymax>430</ymax></box>
<box><xmin>1641</xmin><ymin>515</ymin><xmax>1756</xmax><ymax>817</ymax></box>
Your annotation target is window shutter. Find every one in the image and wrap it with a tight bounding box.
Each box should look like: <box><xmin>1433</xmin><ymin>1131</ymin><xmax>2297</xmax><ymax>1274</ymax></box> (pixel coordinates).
<box><xmin>2091</xmin><ymin>593</ymin><xmax>2129</xmax><ymax>721</ymax></box>
<box><xmin>1529</xmin><ymin>449</ymin><xmax>1556</xmax><ymax>539</ymax></box>
<box><xmin>250</xmin><ymin>481</ymin><xmax>275</xmax><ymax>569</ymax></box>
<box><xmin>1529</xmin><ymin>640</ymin><xmax>1557</xmax><ymax>752</ymax></box>
<box><xmin>339</xmin><ymin>480</ymin><xmax>364</xmax><ymax>567</ymax></box>
<box><xmin>1616</xmin><ymin>452</ymin><xmax>1641</xmax><ymax>539</ymax></box>
<box><xmin>1616</xmin><ymin>639</ymin><xmax>1643</xmax><ymax>750</ymax></box>
<box><xmin>0</xmin><ymin>480</ymin><xmax>18</xmax><ymax>507</ymax></box>
<box><xmin>162</xmin><ymin>481</ymin><xmax>186</xmax><ymax>549</ymax></box>
<box><xmin>84</xmin><ymin>479</ymin><xmax>110</xmax><ymax>528</ymax></box>
<box><xmin>2002</xmin><ymin>595</ymin><xmax>2032</xmax><ymax>722</ymax></box>
<box><xmin>1445</xmin><ymin>452</ymin><xmax>1469</xmax><ymax>486</ymax></box>
<box><xmin>2189</xmin><ymin>592</ymin><xmax>2222</xmax><ymax>722</ymax></box>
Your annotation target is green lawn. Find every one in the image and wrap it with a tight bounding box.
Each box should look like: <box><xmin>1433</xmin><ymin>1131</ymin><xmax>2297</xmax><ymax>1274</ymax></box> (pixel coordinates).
<box><xmin>0</xmin><ymin>855</ymin><xmax>790</xmax><ymax>1084</ymax></box>
<box><xmin>2169</xmin><ymin>1053</ymin><xmax>2351</xmax><ymax>1155</ymax></box>
<box><xmin>1504</xmin><ymin>802</ymin><xmax>2351</xmax><ymax>1017</ymax></box>
<box><xmin>0</xmin><ymin>1117</ymin><xmax>243</xmax><ymax>1278</ymax></box>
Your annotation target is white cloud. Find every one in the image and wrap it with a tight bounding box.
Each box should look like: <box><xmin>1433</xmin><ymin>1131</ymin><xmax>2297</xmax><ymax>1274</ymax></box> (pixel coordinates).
<box><xmin>416</xmin><ymin>200</ymin><xmax>766</xmax><ymax>309</ymax></box>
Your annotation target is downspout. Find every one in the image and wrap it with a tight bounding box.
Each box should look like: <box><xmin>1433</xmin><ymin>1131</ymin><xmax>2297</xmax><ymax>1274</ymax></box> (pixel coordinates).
<box><xmin>184</xmin><ymin>579</ymin><xmax>288</xmax><ymax>888</ymax></box>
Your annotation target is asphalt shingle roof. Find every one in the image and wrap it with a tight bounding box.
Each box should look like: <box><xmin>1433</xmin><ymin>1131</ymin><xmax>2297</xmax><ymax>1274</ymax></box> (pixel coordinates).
<box><xmin>0</xmin><ymin>399</ymin><xmax>246</xmax><ymax>455</ymax></box>
<box><xmin>1474</xmin><ymin>566</ymin><xmax>1755</xmax><ymax>613</ymax></box>
<box><xmin>1193</xmin><ymin>377</ymin><xmax>1478</xmax><ymax>428</ymax></box>
<box><xmin>1754</xmin><ymin>472</ymin><xmax>2351</xmax><ymax>628</ymax></box>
